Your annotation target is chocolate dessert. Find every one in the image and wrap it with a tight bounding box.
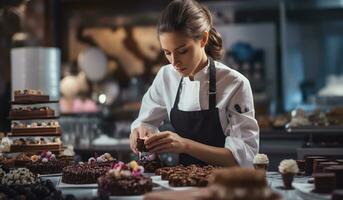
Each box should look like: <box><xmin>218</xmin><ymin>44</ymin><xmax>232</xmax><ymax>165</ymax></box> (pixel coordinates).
<box><xmin>313</xmin><ymin>158</ymin><xmax>330</xmax><ymax>173</ymax></box>
<box><xmin>318</xmin><ymin>162</ymin><xmax>340</xmax><ymax>173</ymax></box>
<box><xmin>62</xmin><ymin>162</ymin><xmax>113</xmax><ymax>184</ymax></box>
<box><xmin>305</xmin><ymin>156</ymin><xmax>326</xmax><ymax>175</ymax></box>
<box><xmin>10</xmin><ymin>106</ymin><xmax>54</xmax><ymax>119</ymax></box>
<box><xmin>26</xmin><ymin>151</ymin><xmax>72</xmax><ymax>175</ymax></box>
<box><xmin>11</xmin><ymin>121</ymin><xmax>61</xmax><ymax>136</ymax></box>
<box><xmin>137</xmin><ymin>138</ymin><xmax>147</xmax><ymax>152</ymax></box>
<box><xmin>62</xmin><ymin>153</ymin><xmax>116</xmax><ymax>184</ymax></box>
<box><xmin>156</xmin><ymin>164</ymin><xmax>215</xmax><ymax>187</ymax></box>
<box><xmin>14</xmin><ymin>89</ymin><xmax>49</xmax><ymax>103</ymax></box>
<box><xmin>313</xmin><ymin>173</ymin><xmax>336</xmax><ymax>193</ymax></box>
<box><xmin>324</xmin><ymin>165</ymin><xmax>343</xmax><ymax>189</ymax></box>
<box><xmin>97</xmin><ymin>161</ymin><xmax>152</xmax><ymax>196</ymax></box>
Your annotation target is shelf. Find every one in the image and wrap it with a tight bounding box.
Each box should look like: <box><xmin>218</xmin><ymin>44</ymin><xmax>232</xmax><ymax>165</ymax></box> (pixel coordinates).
<box><xmin>286</xmin><ymin>126</ymin><xmax>343</xmax><ymax>133</ymax></box>
<box><xmin>10</xmin><ymin>143</ymin><xmax>62</xmax><ymax>153</ymax></box>
<box><xmin>9</xmin><ymin>116</ymin><xmax>59</xmax><ymax>120</ymax></box>
<box><xmin>10</xmin><ymin>127</ymin><xmax>61</xmax><ymax>137</ymax></box>
<box><xmin>10</xmin><ymin>100</ymin><xmax>59</xmax><ymax>105</ymax></box>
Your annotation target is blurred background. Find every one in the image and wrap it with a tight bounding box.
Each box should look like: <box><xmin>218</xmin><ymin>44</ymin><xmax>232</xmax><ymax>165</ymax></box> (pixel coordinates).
<box><xmin>0</xmin><ymin>0</ymin><xmax>342</xmax><ymax>170</ymax></box>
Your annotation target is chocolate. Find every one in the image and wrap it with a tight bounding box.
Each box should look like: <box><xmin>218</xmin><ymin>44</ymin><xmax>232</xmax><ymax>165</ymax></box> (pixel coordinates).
<box><xmin>62</xmin><ymin>162</ymin><xmax>115</xmax><ymax>184</ymax></box>
<box><xmin>137</xmin><ymin>138</ymin><xmax>147</xmax><ymax>152</ymax></box>
<box><xmin>13</xmin><ymin>89</ymin><xmax>49</xmax><ymax>103</ymax></box>
<box><xmin>98</xmin><ymin>174</ymin><xmax>152</xmax><ymax>196</ymax></box>
<box><xmin>27</xmin><ymin>159</ymin><xmax>72</xmax><ymax>175</ymax></box>
<box><xmin>313</xmin><ymin>173</ymin><xmax>336</xmax><ymax>193</ymax></box>
<box><xmin>10</xmin><ymin>106</ymin><xmax>54</xmax><ymax>119</ymax></box>
<box><xmin>305</xmin><ymin>156</ymin><xmax>326</xmax><ymax>176</ymax></box>
<box><xmin>324</xmin><ymin>165</ymin><xmax>343</xmax><ymax>189</ymax></box>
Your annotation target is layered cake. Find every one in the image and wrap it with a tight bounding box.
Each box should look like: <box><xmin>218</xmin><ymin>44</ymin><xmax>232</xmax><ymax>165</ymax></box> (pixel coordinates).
<box><xmin>11</xmin><ymin>121</ymin><xmax>61</xmax><ymax>136</ymax></box>
<box><xmin>138</xmin><ymin>153</ymin><xmax>162</xmax><ymax>173</ymax></box>
<box><xmin>1</xmin><ymin>168</ymin><xmax>37</xmax><ymax>185</ymax></box>
<box><xmin>26</xmin><ymin>151</ymin><xmax>72</xmax><ymax>175</ymax></box>
<box><xmin>318</xmin><ymin>161</ymin><xmax>340</xmax><ymax>173</ymax></box>
<box><xmin>305</xmin><ymin>156</ymin><xmax>326</xmax><ymax>175</ymax></box>
<box><xmin>9</xmin><ymin>106</ymin><xmax>54</xmax><ymax>119</ymax></box>
<box><xmin>313</xmin><ymin>173</ymin><xmax>336</xmax><ymax>193</ymax></box>
<box><xmin>313</xmin><ymin>158</ymin><xmax>329</xmax><ymax>174</ymax></box>
<box><xmin>98</xmin><ymin>161</ymin><xmax>153</xmax><ymax>197</ymax></box>
<box><xmin>62</xmin><ymin>153</ymin><xmax>116</xmax><ymax>184</ymax></box>
<box><xmin>324</xmin><ymin>165</ymin><xmax>343</xmax><ymax>189</ymax></box>
<box><xmin>14</xmin><ymin>89</ymin><xmax>49</xmax><ymax>103</ymax></box>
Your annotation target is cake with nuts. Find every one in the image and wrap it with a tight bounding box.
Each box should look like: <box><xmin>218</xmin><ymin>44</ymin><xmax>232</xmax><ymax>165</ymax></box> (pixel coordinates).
<box><xmin>61</xmin><ymin>153</ymin><xmax>116</xmax><ymax>184</ymax></box>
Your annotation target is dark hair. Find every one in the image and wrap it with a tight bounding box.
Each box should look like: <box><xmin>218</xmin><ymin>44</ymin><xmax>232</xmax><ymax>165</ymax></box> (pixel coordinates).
<box><xmin>158</xmin><ymin>0</ymin><xmax>224</xmax><ymax>60</ymax></box>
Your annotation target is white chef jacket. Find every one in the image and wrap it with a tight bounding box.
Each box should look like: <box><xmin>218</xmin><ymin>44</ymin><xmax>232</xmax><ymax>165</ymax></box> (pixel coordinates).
<box><xmin>131</xmin><ymin>60</ymin><xmax>259</xmax><ymax>167</ymax></box>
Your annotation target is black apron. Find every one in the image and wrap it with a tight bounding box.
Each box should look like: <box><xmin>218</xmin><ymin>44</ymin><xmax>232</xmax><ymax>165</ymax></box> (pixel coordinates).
<box><xmin>170</xmin><ymin>58</ymin><xmax>226</xmax><ymax>166</ymax></box>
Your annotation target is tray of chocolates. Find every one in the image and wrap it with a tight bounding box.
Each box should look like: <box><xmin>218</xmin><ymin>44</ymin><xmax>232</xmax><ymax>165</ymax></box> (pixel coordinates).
<box><xmin>10</xmin><ymin>121</ymin><xmax>61</xmax><ymax>137</ymax></box>
<box><xmin>10</xmin><ymin>137</ymin><xmax>61</xmax><ymax>153</ymax></box>
<box><xmin>9</xmin><ymin>106</ymin><xmax>56</xmax><ymax>120</ymax></box>
<box><xmin>13</xmin><ymin>89</ymin><xmax>49</xmax><ymax>103</ymax></box>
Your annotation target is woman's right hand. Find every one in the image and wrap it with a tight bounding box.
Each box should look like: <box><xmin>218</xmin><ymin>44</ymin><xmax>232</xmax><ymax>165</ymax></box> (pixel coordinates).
<box><xmin>129</xmin><ymin>126</ymin><xmax>154</xmax><ymax>154</ymax></box>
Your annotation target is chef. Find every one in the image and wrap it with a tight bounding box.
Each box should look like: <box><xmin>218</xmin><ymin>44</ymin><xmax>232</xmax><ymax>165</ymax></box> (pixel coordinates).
<box><xmin>130</xmin><ymin>0</ymin><xmax>259</xmax><ymax>167</ymax></box>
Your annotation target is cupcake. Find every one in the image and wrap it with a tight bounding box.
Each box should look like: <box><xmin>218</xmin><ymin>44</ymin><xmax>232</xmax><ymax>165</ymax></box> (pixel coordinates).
<box><xmin>278</xmin><ymin>159</ymin><xmax>299</xmax><ymax>189</ymax></box>
<box><xmin>253</xmin><ymin>153</ymin><xmax>269</xmax><ymax>172</ymax></box>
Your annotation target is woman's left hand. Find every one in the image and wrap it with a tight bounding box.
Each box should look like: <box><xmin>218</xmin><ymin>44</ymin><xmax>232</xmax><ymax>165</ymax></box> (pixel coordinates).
<box><xmin>145</xmin><ymin>131</ymin><xmax>187</xmax><ymax>154</ymax></box>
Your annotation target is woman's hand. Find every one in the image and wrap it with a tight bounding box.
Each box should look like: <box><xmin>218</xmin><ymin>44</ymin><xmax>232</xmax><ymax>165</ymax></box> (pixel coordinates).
<box><xmin>145</xmin><ymin>131</ymin><xmax>187</xmax><ymax>154</ymax></box>
<box><xmin>130</xmin><ymin>126</ymin><xmax>154</xmax><ymax>154</ymax></box>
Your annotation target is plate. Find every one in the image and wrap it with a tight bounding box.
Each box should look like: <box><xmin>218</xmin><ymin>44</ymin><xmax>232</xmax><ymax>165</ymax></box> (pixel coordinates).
<box><xmin>153</xmin><ymin>180</ymin><xmax>194</xmax><ymax>191</ymax></box>
<box><xmin>56</xmin><ymin>177</ymin><xmax>98</xmax><ymax>188</ymax></box>
<box><xmin>38</xmin><ymin>173</ymin><xmax>62</xmax><ymax>177</ymax></box>
<box><xmin>293</xmin><ymin>183</ymin><xmax>331</xmax><ymax>200</ymax></box>
<box><xmin>109</xmin><ymin>195</ymin><xmax>143</xmax><ymax>200</ymax></box>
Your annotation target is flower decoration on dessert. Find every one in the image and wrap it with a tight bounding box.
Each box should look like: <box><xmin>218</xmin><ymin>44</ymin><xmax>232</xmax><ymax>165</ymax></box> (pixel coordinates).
<box><xmin>108</xmin><ymin>161</ymin><xmax>145</xmax><ymax>178</ymax></box>
<box><xmin>30</xmin><ymin>151</ymin><xmax>56</xmax><ymax>163</ymax></box>
<box><xmin>87</xmin><ymin>153</ymin><xmax>114</xmax><ymax>164</ymax></box>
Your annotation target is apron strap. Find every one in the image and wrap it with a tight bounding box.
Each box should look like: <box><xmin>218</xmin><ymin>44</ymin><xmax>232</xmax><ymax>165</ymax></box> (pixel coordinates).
<box><xmin>173</xmin><ymin>77</ymin><xmax>184</xmax><ymax>109</ymax></box>
<box><xmin>173</xmin><ymin>57</ymin><xmax>217</xmax><ymax>110</ymax></box>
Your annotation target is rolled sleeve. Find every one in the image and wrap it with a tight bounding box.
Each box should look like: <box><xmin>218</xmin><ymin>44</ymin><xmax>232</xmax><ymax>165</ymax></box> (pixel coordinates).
<box><xmin>130</xmin><ymin>68</ymin><xmax>168</xmax><ymax>133</ymax></box>
<box><xmin>224</xmin><ymin>78</ymin><xmax>259</xmax><ymax>167</ymax></box>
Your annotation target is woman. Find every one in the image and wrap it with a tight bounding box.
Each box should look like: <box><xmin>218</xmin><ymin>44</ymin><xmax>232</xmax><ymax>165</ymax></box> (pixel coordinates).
<box><xmin>130</xmin><ymin>0</ymin><xmax>259</xmax><ymax>167</ymax></box>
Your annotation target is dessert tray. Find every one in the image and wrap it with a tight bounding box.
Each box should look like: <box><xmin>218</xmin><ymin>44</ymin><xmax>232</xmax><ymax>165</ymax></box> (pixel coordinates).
<box><xmin>293</xmin><ymin>183</ymin><xmax>330</xmax><ymax>200</ymax></box>
<box><xmin>57</xmin><ymin>177</ymin><xmax>98</xmax><ymax>188</ymax></box>
<box><xmin>10</xmin><ymin>127</ymin><xmax>61</xmax><ymax>137</ymax></box>
<box><xmin>150</xmin><ymin>175</ymin><xmax>194</xmax><ymax>191</ymax></box>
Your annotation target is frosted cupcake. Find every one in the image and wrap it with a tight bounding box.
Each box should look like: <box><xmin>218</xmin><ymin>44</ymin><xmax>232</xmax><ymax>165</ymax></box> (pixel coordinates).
<box><xmin>278</xmin><ymin>159</ymin><xmax>299</xmax><ymax>189</ymax></box>
<box><xmin>253</xmin><ymin>153</ymin><xmax>269</xmax><ymax>172</ymax></box>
